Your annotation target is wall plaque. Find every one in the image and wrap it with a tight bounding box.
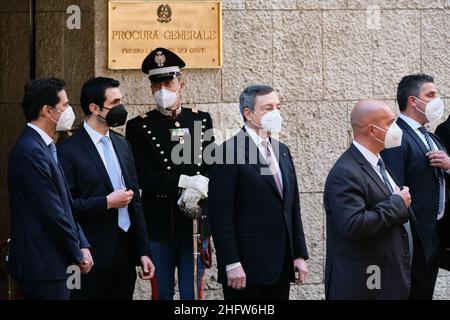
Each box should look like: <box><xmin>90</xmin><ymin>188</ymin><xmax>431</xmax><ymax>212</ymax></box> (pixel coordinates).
<box><xmin>108</xmin><ymin>1</ymin><xmax>222</xmax><ymax>69</ymax></box>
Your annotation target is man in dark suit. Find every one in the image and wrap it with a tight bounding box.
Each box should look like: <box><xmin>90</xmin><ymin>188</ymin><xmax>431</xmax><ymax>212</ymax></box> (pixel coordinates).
<box><xmin>325</xmin><ymin>99</ymin><xmax>417</xmax><ymax>300</ymax></box>
<box><xmin>381</xmin><ymin>74</ymin><xmax>450</xmax><ymax>299</ymax></box>
<box><xmin>208</xmin><ymin>85</ymin><xmax>309</xmax><ymax>300</ymax></box>
<box><xmin>58</xmin><ymin>77</ymin><xmax>154</xmax><ymax>300</ymax></box>
<box><xmin>434</xmin><ymin>119</ymin><xmax>450</xmax><ymax>270</ymax></box>
<box><xmin>7</xmin><ymin>78</ymin><xmax>93</xmax><ymax>300</ymax></box>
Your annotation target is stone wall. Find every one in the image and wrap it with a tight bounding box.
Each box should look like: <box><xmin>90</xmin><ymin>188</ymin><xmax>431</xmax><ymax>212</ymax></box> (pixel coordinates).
<box><xmin>90</xmin><ymin>0</ymin><xmax>450</xmax><ymax>300</ymax></box>
<box><xmin>2</xmin><ymin>0</ymin><xmax>449</xmax><ymax>300</ymax></box>
<box><xmin>0</xmin><ymin>0</ymin><xmax>32</xmax><ymax>296</ymax></box>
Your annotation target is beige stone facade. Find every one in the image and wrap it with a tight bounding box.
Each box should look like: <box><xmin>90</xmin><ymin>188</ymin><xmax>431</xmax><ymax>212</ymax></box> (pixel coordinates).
<box><xmin>1</xmin><ymin>0</ymin><xmax>450</xmax><ymax>300</ymax></box>
<box><xmin>116</xmin><ymin>0</ymin><xmax>449</xmax><ymax>300</ymax></box>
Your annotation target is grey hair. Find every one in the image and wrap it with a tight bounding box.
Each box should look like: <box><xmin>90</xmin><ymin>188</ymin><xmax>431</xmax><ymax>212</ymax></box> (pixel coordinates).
<box><xmin>239</xmin><ymin>84</ymin><xmax>274</xmax><ymax>121</ymax></box>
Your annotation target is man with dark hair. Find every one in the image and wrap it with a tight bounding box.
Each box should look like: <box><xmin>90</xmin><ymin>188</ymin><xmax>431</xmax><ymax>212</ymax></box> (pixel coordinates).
<box><xmin>58</xmin><ymin>77</ymin><xmax>154</xmax><ymax>299</ymax></box>
<box><xmin>126</xmin><ymin>48</ymin><xmax>215</xmax><ymax>300</ymax></box>
<box><xmin>8</xmin><ymin>77</ymin><xmax>93</xmax><ymax>300</ymax></box>
<box><xmin>396</xmin><ymin>74</ymin><xmax>436</xmax><ymax>112</ymax></box>
<box><xmin>208</xmin><ymin>84</ymin><xmax>309</xmax><ymax>300</ymax></box>
<box><xmin>381</xmin><ymin>74</ymin><xmax>450</xmax><ymax>299</ymax></box>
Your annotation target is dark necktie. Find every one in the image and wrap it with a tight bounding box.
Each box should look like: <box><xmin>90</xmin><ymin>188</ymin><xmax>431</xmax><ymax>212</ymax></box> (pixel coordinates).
<box><xmin>377</xmin><ymin>158</ymin><xmax>394</xmax><ymax>193</ymax></box>
<box><xmin>418</xmin><ymin>126</ymin><xmax>445</xmax><ymax>218</ymax></box>
<box><xmin>377</xmin><ymin>158</ymin><xmax>413</xmax><ymax>261</ymax></box>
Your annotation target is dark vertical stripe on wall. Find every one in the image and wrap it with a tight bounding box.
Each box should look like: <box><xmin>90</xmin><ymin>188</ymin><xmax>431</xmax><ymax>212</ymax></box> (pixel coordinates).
<box><xmin>29</xmin><ymin>0</ymin><xmax>36</xmax><ymax>79</ymax></box>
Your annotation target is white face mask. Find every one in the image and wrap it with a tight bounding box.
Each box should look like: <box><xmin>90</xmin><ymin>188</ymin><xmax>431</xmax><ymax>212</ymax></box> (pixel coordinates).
<box><xmin>372</xmin><ymin>122</ymin><xmax>403</xmax><ymax>149</ymax></box>
<box><xmin>414</xmin><ymin>96</ymin><xmax>444</xmax><ymax>123</ymax></box>
<box><xmin>153</xmin><ymin>87</ymin><xmax>178</xmax><ymax>109</ymax></box>
<box><xmin>253</xmin><ymin>109</ymin><xmax>283</xmax><ymax>133</ymax></box>
<box><xmin>50</xmin><ymin>106</ymin><xmax>76</xmax><ymax>132</ymax></box>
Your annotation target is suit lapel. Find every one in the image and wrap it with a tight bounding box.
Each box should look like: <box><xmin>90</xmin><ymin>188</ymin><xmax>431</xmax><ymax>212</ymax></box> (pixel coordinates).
<box><xmin>398</xmin><ymin>118</ymin><xmax>446</xmax><ymax>182</ymax></box>
<box><xmin>79</xmin><ymin>126</ymin><xmax>114</xmax><ymax>191</ymax></box>
<box><xmin>397</xmin><ymin>117</ymin><xmax>429</xmax><ymax>156</ymax></box>
<box><xmin>350</xmin><ymin>143</ymin><xmax>421</xmax><ymax>247</ymax></box>
<box><xmin>385</xmin><ymin>165</ymin><xmax>420</xmax><ymax>232</ymax></box>
<box><xmin>238</xmin><ymin>128</ymin><xmax>282</xmax><ymax>199</ymax></box>
<box><xmin>25</xmin><ymin>126</ymin><xmax>49</xmax><ymax>151</ymax></box>
<box><xmin>350</xmin><ymin>144</ymin><xmax>391</xmax><ymax>197</ymax></box>
<box><xmin>25</xmin><ymin>127</ymin><xmax>73</xmax><ymax>204</ymax></box>
<box><xmin>430</xmin><ymin>132</ymin><xmax>446</xmax><ymax>152</ymax></box>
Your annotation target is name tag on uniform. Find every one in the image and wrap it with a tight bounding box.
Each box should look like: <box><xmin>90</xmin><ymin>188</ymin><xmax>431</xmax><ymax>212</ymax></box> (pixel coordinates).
<box><xmin>170</xmin><ymin>128</ymin><xmax>190</xmax><ymax>137</ymax></box>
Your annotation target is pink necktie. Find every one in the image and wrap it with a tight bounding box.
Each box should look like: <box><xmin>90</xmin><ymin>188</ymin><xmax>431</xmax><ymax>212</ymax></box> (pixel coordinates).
<box><xmin>261</xmin><ymin>141</ymin><xmax>283</xmax><ymax>197</ymax></box>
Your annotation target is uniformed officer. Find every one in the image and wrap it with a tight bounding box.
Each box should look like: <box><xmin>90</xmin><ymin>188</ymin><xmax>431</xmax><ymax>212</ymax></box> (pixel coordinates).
<box><xmin>126</xmin><ymin>48</ymin><xmax>215</xmax><ymax>300</ymax></box>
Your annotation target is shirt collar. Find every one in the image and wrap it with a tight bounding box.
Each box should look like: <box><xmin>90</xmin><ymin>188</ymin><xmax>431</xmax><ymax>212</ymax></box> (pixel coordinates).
<box><xmin>244</xmin><ymin>123</ymin><xmax>269</xmax><ymax>147</ymax></box>
<box><xmin>352</xmin><ymin>140</ymin><xmax>380</xmax><ymax>168</ymax></box>
<box><xmin>399</xmin><ymin>114</ymin><xmax>422</xmax><ymax>130</ymax></box>
<box><xmin>155</xmin><ymin>104</ymin><xmax>183</xmax><ymax>118</ymax></box>
<box><xmin>83</xmin><ymin>121</ymin><xmax>110</xmax><ymax>144</ymax></box>
<box><xmin>27</xmin><ymin>123</ymin><xmax>53</xmax><ymax>146</ymax></box>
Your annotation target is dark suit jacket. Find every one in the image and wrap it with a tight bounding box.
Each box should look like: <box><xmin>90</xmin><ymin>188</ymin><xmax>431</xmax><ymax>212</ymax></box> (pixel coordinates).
<box><xmin>58</xmin><ymin>125</ymin><xmax>150</xmax><ymax>271</ymax></box>
<box><xmin>434</xmin><ymin>117</ymin><xmax>450</xmax><ymax>269</ymax></box>
<box><xmin>208</xmin><ymin>127</ymin><xmax>309</xmax><ymax>286</ymax></box>
<box><xmin>381</xmin><ymin>117</ymin><xmax>449</xmax><ymax>264</ymax></box>
<box><xmin>7</xmin><ymin>126</ymin><xmax>90</xmax><ymax>281</ymax></box>
<box><xmin>324</xmin><ymin>144</ymin><xmax>419</xmax><ymax>300</ymax></box>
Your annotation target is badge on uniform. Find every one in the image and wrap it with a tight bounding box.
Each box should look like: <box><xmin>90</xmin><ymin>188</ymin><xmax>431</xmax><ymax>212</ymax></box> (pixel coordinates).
<box><xmin>170</xmin><ymin>128</ymin><xmax>190</xmax><ymax>144</ymax></box>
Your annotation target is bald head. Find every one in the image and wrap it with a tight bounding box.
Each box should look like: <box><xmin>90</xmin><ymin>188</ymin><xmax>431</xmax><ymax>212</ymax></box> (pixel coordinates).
<box><xmin>351</xmin><ymin>99</ymin><xmax>394</xmax><ymax>135</ymax></box>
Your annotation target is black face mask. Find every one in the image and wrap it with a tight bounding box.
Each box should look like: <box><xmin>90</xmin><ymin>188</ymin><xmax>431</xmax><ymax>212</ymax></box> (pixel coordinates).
<box><xmin>101</xmin><ymin>104</ymin><xmax>128</xmax><ymax>127</ymax></box>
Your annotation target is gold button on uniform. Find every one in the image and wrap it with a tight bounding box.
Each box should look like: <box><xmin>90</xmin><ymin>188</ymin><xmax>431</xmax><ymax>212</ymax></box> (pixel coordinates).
<box><xmin>175</xmin><ymin>122</ymin><xmax>180</xmax><ymax>128</ymax></box>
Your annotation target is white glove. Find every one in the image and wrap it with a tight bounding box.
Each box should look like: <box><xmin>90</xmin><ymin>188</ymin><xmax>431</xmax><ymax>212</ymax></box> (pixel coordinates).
<box><xmin>178</xmin><ymin>174</ymin><xmax>209</xmax><ymax>198</ymax></box>
<box><xmin>177</xmin><ymin>188</ymin><xmax>204</xmax><ymax>218</ymax></box>
<box><xmin>177</xmin><ymin>188</ymin><xmax>204</xmax><ymax>207</ymax></box>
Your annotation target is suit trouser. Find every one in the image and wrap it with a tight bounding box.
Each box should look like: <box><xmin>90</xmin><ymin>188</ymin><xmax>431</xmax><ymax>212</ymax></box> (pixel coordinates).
<box><xmin>223</xmin><ymin>250</ymin><xmax>292</xmax><ymax>300</ymax></box>
<box><xmin>18</xmin><ymin>279</ymin><xmax>69</xmax><ymax>300</ymax></box>
<box><xmin>71</xmin><ymin>229</ymin><xmax>137</xmax><ymax>300</ymax></box>
<box><xmin>410</xmin><ymin>228</ymin><xmax>440</xmax><ymax>300</ymax></box>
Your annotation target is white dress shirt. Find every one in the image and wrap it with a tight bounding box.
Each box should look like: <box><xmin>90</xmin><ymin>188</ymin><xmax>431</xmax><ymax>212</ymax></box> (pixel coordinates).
<box><xmin>226</xmin><ymin>125</ymin><xmax>284</xmax><ymax>272</ymax></box>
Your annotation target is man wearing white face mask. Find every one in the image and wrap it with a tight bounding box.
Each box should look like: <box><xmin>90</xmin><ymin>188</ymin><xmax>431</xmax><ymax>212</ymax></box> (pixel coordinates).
<box><xmin>126</xmin><ymin>48</ymin><xmax>215</xmax><ymax>300</ymax></box>
<box><xmin>324</xmin><ymin>99</ymin><xmax>419</xmax><ymax>300</ymax></box>
<box><xmin>208</xmin><ymin>85</ymin><xmax>309</xmax><ymax>300</ymax></box>
<box><xmin>7</xmin><ymin>78</ymin><xmax>93</xmax><ymax>299</ymax></box>
<box><xmin>381</xmin><ymin>74</ymin><xmax>450</xmax><ymax>300</ymax></box>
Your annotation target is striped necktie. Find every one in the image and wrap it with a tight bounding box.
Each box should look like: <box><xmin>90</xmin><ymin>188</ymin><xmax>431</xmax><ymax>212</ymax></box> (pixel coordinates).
<box><xmin>418</xmin><ymin>126</ymin><xmax>445</xmax><ymax>218</ymax></box>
